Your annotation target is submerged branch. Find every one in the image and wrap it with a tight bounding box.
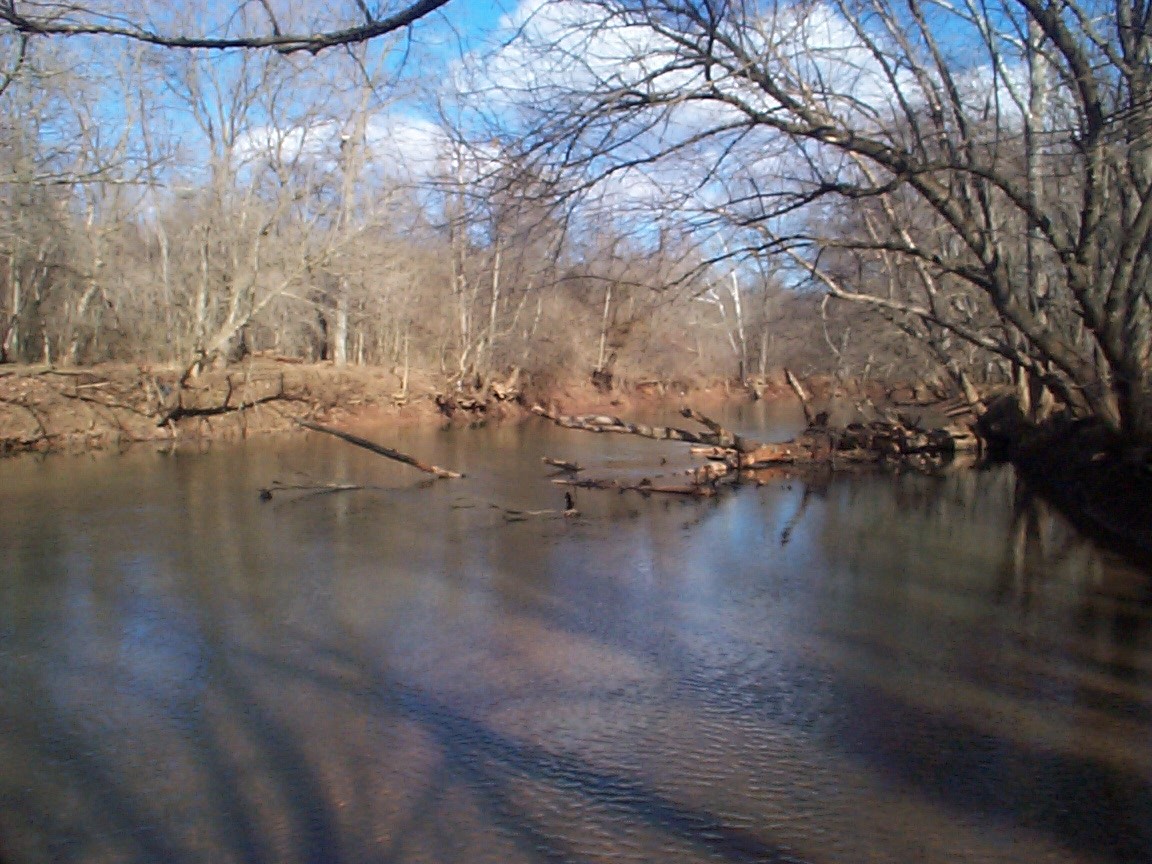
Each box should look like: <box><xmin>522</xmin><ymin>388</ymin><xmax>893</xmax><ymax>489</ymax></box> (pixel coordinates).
<box><xmin>258</xmin><ymin>480</ymin><xmax>369</xmax><ymax>500</ymax></box>
<box><xmin>552</xmin><ymin>476</ymin><xmax>720</xmax><ymax>497</ymax></box>
<box><xmin>542</xmin><ymin>456</ymin><xmax>584</xmax><ymax>473</ymax></box>
<box><xmin>295</xmin><ymin>420</ymin><xmax>463</xmax><ymax>478</ymax></box>
<box><xmin>498</xmin><ymin>504</ymin><xmax>581</xmax><ymax>521</ymax></box>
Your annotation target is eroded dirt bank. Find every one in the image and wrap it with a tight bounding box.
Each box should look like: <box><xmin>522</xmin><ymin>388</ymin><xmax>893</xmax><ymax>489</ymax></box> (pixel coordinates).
<box><xmin>0</xmin><ymin>361</ymin><xmax>816</xmax><ymax>456</ymax></box>
<box><xmin>0</xmin><ymin>361</ymin><xmax>417</xmax><ymax>455</ymax></box>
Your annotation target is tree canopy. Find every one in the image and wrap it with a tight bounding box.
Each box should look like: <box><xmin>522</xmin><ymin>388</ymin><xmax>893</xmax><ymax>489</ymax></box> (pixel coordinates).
<box><xmin>492</xmin><ymin>0</ymin><xmax>1152</xmax><ymax>439</ymax></box>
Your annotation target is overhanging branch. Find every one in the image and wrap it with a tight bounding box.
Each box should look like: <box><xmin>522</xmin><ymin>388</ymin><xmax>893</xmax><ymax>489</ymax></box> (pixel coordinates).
<box><xmin>0</xmin><ymin>0</ymin><xmax>454</xmax><ymax>54</ymax></box>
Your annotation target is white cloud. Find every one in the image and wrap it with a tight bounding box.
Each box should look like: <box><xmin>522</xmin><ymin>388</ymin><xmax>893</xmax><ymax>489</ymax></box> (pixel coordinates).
<box><xmin>442</xmin><ymin>0</ymin><xmax>1037</xmax><ymax>257</ymax></box>
<box><xmin>363</xmin><ymin>113</ymin><xmax>451</xmax><ymax>181</ymax></box>
<box><xmin>234</xmin><ymin>109</ymin><xmax>453</xmax><ymax>184</ymax></box>
<box><xmin>462</xmin><ymin>1</ymin><xmax>909</xmax><ymax>199</ymax></box>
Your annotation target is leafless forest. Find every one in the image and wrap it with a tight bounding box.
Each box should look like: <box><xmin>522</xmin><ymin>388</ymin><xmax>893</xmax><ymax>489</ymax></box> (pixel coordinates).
<box><xmin>1</xmin><ymin>1</ymin><xmax>1148</xmax><ymax>440</ymax></box>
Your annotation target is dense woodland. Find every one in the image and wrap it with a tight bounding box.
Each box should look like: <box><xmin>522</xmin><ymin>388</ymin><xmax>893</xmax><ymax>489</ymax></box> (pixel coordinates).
<box><xmin>0</xmin><ymin>1</ymin><xmax>1149</xmax><ymax>441</ymax></box>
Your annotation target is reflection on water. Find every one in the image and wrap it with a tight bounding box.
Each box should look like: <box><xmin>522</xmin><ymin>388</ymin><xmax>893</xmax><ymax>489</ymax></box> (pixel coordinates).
<box><xmin>1</xmin><ymin>412</ymin><xmax>1150</xmax><ymax>864</ymax></box>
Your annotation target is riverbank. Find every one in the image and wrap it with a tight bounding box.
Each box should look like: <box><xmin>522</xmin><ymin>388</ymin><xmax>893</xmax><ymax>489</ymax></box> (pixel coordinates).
<box><xmin>5</xmin><ymin>360</ymin><xmax>1149</xmax><ymax>567</ymax></box>
<box><xmin>0</xmin><ymin>360</ymin><xmax>810</xmax><ymax>457</ymax></box>
<box><xmin>0</xmin><ymin>361</ymin><xmax>419</xmax><ymax>456</ymax></box>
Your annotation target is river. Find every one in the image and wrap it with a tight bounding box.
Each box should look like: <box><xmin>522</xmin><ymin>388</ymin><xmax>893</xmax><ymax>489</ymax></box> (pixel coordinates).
<box><xmin>1</xmin><ymin>403</ymin><xmax>1149</xmax><ymax>864</ymax></box>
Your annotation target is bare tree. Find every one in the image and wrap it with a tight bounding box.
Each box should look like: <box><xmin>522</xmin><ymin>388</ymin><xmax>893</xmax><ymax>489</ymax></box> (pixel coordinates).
<box><xmin>0</xmin><ymin>33</ymin><xmax>139</xmax><ymax>364</ymax></box>
<box><xmin>497</xmin><ymin>0</ymin><xmax>1152</xmax><ymax>441</ymax></box>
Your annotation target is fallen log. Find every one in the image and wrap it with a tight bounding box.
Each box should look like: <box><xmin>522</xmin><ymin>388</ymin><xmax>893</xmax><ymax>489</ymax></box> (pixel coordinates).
<box><xmin>534</xmin><ymin>402</ymin><xmax>980</xmax><ymax>474</ymax></box>
<box><xmin>490</xmin><ymin>367</ymin><xmax>523</xmax><ymax>402</ymax></box>
<box><xmin>686</xmin><ymin>461</ymin><xmax>733</xmax><ymax>483</ymax></box>
<box><xmin>295</xmin><ymin>420</ymin><xmax>464</xmax><ymax>479</ymax></box>
<box><xmin>530</xmin><ymin>404</ymin><xmax>725</xmax><ymax>445</ymax></box>
<box><xmin>737</xmin><ymin>441</ymin><xmax>808</xmax><ymax>467</ymax></box>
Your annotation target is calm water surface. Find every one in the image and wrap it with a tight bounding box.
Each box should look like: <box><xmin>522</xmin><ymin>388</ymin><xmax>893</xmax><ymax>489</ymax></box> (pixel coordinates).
<box><xmin>1</xmin><ymin>403</ymin><xmax>1150</xmax><ymax>864</ymax></box>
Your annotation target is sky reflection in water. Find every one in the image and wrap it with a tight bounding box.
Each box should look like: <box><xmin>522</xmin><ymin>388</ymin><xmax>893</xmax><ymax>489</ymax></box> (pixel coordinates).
<box><xmin>1</xmin><ymin>411</ymin><xmax>1149</xmax><ymax>864</ymax></box>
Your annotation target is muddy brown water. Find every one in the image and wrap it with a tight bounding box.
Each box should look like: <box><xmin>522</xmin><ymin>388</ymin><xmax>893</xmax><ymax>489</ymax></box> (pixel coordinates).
<box><xmin>1</xmin><ymin>402</ymin><xmax>1150</xmax><ymax>864</ymax></box>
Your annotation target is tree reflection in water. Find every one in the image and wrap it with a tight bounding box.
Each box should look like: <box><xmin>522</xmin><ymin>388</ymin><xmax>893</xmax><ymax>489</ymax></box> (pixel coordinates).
<box><xmin>0</xmin><ymin>431</ymin><xmax>1149</xmax><ymax>863</ymax></box>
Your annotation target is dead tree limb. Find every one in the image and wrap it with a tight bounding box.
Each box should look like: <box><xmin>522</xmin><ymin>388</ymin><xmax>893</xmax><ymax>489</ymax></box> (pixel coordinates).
<box><xmin>678</xmin><ymin>407</ymin><xmax>749</xmax><ymax>450</ymax></box>
<box><xmin>531</xmin><ymin>404</ymin><xmax>725</xmax><ymax>445</ymax></box>
<box><xmin>552</xmin><ymin>476</ymin><xmax>719</xmax><ymax>497</ymax></box>
<box><xmin>542</xmin><ymin>456</ymin><xmax>583</xmax><ymax>473</ymax></box>
<box><xmin>157</xmin><ymin>374</ymin><xmax>305</xmax><ymax>425</ymax></box>
<box><xmin>0</xmin><ymin>395</ymin><xmax>54</xmax><ymax>443</ymax></box>
<box><xmin>497</xmin><ymin>505</ymin><xmax>581</xmax><ymax>522</ymax></box>
<box><xmin>0</xmin><ymin>0</ymin><xmax>453</xmax><ymax>55</ymax></box>
<box><xmin>259</xmin><ymin>480</ymin><xmax>368</xmax><ymax>499</ymax></box>
<box><xmin>690</xmin><ymin>445</ymin><xmax>732</xmax><ymax>459</ymax></box>
<box><xmin>784</xmin><ymin>368</ymin><xmax>815</xmax><ymax>426</ymax></box>
<box><xmin>295</xmin><ymin>420</ymin><xmax>463</xmax><ymax>478</ymax></box>
<box><xmin>61</xmin><ymin>390</ymin><xmax>152</xmax><ymax>418</ymax></box>
<box><xmin>534</xmin><ymin>401</ymin><xmax>978</xmax><ymax>474</ymax></box>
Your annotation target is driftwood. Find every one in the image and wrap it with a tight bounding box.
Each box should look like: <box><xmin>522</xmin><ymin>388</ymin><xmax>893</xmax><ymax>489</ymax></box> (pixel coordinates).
<box><xmin>552</xmin><ymin>476</ymin><xmax>719</xmax><ymax>497</ymax></box>
<box><xmin>436</xmin><ymin>393</ymin><xmax>486</xmax><ymax>415</ymax></box>
<box><xmin>275</xmin><ymin>381</ymin><xmax>979</xmax><ymax>510</ymax></box>
<box><xmin>542</xmin><ymin>456</ymin><xmax>583</xmax><ymax>473</ymax></box>
<box><xmin>497</xmin><ymin>503</ymin><xmax>581</xmax><ymax>521</ymax></box>
<box><xmin>295</xmin><ymin>420</ymin><xmax>463</xmax><ymax>479</ymax></box>
<box><xmin>533</xmin><ymin>397</ymin><xmax>982</xmax><ymax>489</ymax></box>
<box><xmin>530</xmin><ymin>405</ymin><xmax>731</xmax><ymax>446</ymax></box>
<box><xmin>258</xmin><ymin>480</ymin><xmax>369</xmax><ymax>500</ymax></box>
<box><xmin>490</xmin><ymin>367</ymin><xmax>523</xmax><ymax>402</ymax></box>
<box><xmin>444</xmin><ymin>489</ymin><xmax>582</xmax><ymax>521</ymax></box>
<box><xmin>690</xmin><ymin>445</ymin><xmax>731</xmax><ymax>459</ymax></box>
<box><xmin>784</xmin><ymin>368</ymin><xmax>815</xmax><ymax>426</ymax></box>
<box><xmin>436</xmin><ymin>368</ymin><xmax>524</xmax><ymax>417</ymax></box>
<box><xmin>735</xmin><ymin>422</ymin><xmax>980</xmax><ymax>467</ymax></box>
<box><xmin>678</xmin><ymin>407</ymin><xmax>746</xmax><ymax>449</ymax></box>
<box><xmin>502</xmin><ymin>509</ymin><xmax>580</xmax><ymax>521</ymax></box>
<box><xmin>684</xmin><ymin>461</ymin><xmax>733</xmax><ymax>483</ymax></box>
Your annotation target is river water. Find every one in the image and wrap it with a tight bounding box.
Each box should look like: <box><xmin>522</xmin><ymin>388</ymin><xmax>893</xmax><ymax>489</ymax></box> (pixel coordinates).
<box><xmin>1</xmin><ymin>403</ymin><xmax>1150</xmax><ymax>864</ymax></box>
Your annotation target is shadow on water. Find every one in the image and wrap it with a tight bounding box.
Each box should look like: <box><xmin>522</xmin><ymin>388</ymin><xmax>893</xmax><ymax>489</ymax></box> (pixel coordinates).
<box><xmin>832</xmin><ymin>666</ymin><xmax>1152</xmax><ymax>863</ymax></box>
<box><xmin>2</xmin><ymin>687</ymin><xmax>197</xmax><ymax>864</ymax></box>
<box><xmin>6</xmin><ymin>628</ymin><xmax>815</xmax><ymax>864</ymax></box>
<box><xmin>18</xmin><ymin>564</ymin><xmax>1152</xmax><ymax>861</ymax></box>
<box><xmin>252</xmin><ymin>637</ymin><xmax>812</xmax><ymax>864</ymax></box>
<box><xmin>2</xmin><ymin>430</ymin><xmax>1152</xmax><ymax>864</ymax></box>
<box><xmin>13</xmin><ymin>569</ymin><xmax>1152</xmax><ymax>864</ymax></box>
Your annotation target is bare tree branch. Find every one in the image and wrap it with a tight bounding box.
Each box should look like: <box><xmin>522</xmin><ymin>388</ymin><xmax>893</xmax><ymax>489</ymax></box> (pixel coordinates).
<box><xmin>0</xmin><ymin>0</ymin><xmax>453</xmax><ymax>54</ymax></box>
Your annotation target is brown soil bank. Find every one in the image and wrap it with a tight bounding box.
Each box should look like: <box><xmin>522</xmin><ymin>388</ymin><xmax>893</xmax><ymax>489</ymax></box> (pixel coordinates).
<box><xmin>0</xmin><ymin>361</ymin><xmax>987</xmax><ymax>459</ymax></box>
<box><xmin>0</xmin><ymin>361</ymin><xmax>449</xmax><ymax>456</ymax></box>
<box><xmin>0</xmin><ymin>361</ymin><xmax>762</xmax><ymax>456</ymax></box>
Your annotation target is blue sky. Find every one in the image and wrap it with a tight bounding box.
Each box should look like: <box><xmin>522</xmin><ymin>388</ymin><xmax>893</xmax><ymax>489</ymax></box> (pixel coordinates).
<box><xmin>421</xmin><ymin>0</ymin><xmax>518</xmax><ymax>55</ymax></box>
